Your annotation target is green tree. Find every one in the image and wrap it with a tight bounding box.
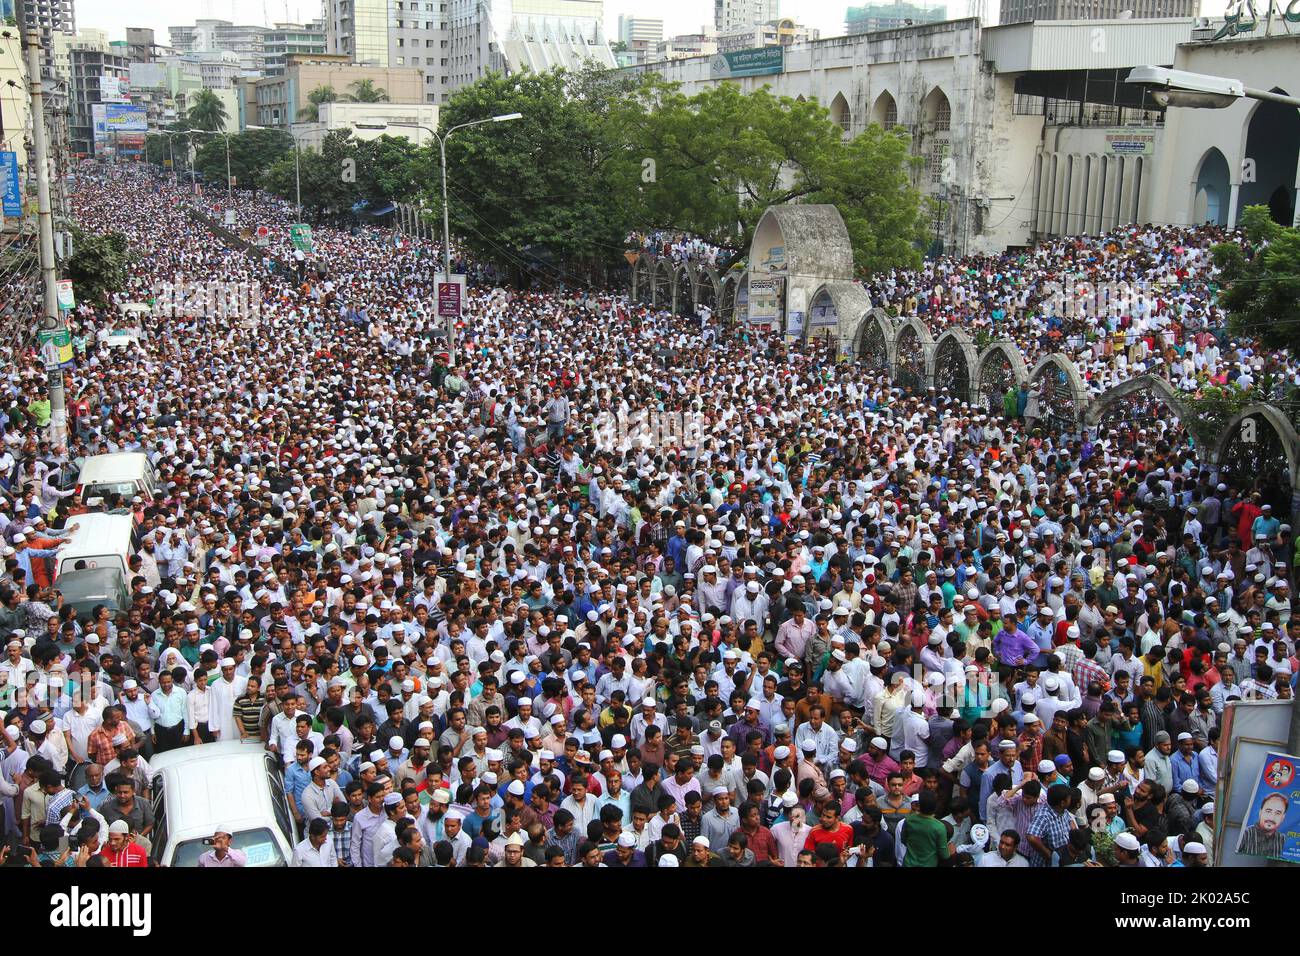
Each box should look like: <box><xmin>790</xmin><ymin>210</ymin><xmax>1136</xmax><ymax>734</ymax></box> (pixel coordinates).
<box><xmin>627</xmin><ymin>82</ymin><xmax>925</xmax><ymax>272</ymax></box>
<box><xmin>186</xmin><ymin>88</ymin><xmax>229</xmax><ymax>132</ymax></box>
<box><xmin>344</xmin><ymin>79</ymin><xmax>389</xmax><ymax>103</ymax></box>
<box><xmin>1212</xmin><ymin>204</ymin><xmax>1300</xmax><ymax>355</ymax></box>
<box><xmin>434</xmin><ymin>66</ymin><xmax>649</xmax><ymax>284</ymax></box>
<box><xmin>262</xmin><ymin>129</ymin><xmax>362</xmax><ymax>223</ymax></box>
<box><xmin>298</xmin><ymin>84</ymin><xmax>338</xmax><ymax>121</ymax></box>
<box><xmin>354</xmin><ymin>134</ymin><xmax>426</xmax><ymax>205</ymax></box>
<box><xmin>64</xmin><ymin>227</ymin><xmax>132</xmax><ymax>306</ymax></box>
<box><xmin>193</xmin><ymin>128</ymin><xmax>294</xmax><ymax>194</ymax></box>
<box><xmin>810</xmin><ymin>124</ymin><xmax>926</xmax><ymax>274</ymax></box>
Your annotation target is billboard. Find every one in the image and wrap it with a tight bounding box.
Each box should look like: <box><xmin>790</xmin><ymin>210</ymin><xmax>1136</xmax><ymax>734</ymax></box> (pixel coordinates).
<box><xmin>1236</xmin><ymin>751</ymin><xmax>1300</xmax><ymax>863</ymax></box>
<box><xmin>709</xmin><ymin>46</ymin><xmax>784</xmax><ymax>79</ymax></box>
<box><xmin>747</xmin><ymin>276</ymin><xmax>782</xmax><ymax>326</ymax></box>
<box><xmin>1104</xmin><ymin>128</ymin><xmax>1155</xmax><ymax>156</ymax></box>
<box><xmin>0</xmin><ymin>151</ymin><xmax>19</xmax><ymax>218</ymax></box>
<box><xmin>93</xmin><ymin>104</ymin><xmax>148</xmax><ymax>154</ymax></box>
<box><xmin>99</xmin><ymin>74</ymin><xmax>130</xmax><ymax>103</ymax></box>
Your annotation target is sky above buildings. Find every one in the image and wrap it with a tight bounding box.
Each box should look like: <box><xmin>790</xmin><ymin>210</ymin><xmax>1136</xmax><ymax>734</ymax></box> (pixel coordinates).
<box><xmin>78</xmin><ymin>0</ymin><xmax>1231</xmax><ymax>46</ymax></box>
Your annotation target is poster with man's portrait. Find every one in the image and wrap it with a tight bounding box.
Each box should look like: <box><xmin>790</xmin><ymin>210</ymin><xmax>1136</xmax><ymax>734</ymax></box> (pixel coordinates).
<box><xmin>1237</xmin><ymin>753</ymin><xmax>1300</xmax><ymax>862</ymax></box>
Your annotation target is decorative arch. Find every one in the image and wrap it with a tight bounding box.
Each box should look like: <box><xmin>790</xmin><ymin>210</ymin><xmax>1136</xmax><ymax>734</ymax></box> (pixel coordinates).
<box><xmin>1083</xmin><ymin>374</ymin><xmax>1192</xmax><ymax>428</ymax></box>
<box><xmin>854</xmin><ymin>307</ymin><xmax>895</xmax><ymax>372</ymax></box>
<box><xmin>633</xmin><ymin>252</ymin><xmax>655</xmax><ymax>302</ymax></box>
<box><xmin>933</xmin><ymin>328</ymin><xmax>979</xmax><ymax>403</ymax></box>
<box><xmin>890</xmin><ymin>316</ymin><xmax>935</xmax><ymax>393</ymax></box>
<box><xmin>973</xmin><ymin>340</ymin><xmax>1029</xmax><ymax>417</ymax></box>
<box><xmin>921</xmin><ymin>86</ymin><xmax>952</xmax><ymax>130</ymax></box>
<box><xmin>805</xmin><ymin>281</ymin><xmax>873</xmax><ymax>350</ymax></box>
<box><xmin>718</xmin><ymin>271</ymin><xmax>738</xmax><ymax>321</ymax></box>
<box><xmin>652</xmin><ymin>257</ymin><xmax>674</xmax><ymax>308</ymax></box>
<box><xmin>675</xmin><ymin>265</ymin><xmax>693</xmax><ymax>316</ymax></box>
<box><xmin>1027</xmin><ymin>353</ymin><xmax>1087</xmax><ymax>427</ymax></box>
<box><xmin>1206</xmin><ymin>408</ymin><xmax>1300</xmax><ymax>489</ymax></box>
<box><xmin>829</xmin><ymin>92</ymin><xmax>852</xmax><ymax>132</ymax></box>
<box><xmin>1191</xmin><ymin>147</ymin><xmax>1230</xmax><ymax>226</ymax></box>
<box><xmin>694</xmin><ymin>265</ymin><xmax>720</xmax><ymax>312</ymax></box>
<box><xmin>1241</xmin><ymin>89</ymin><xmax>1300</xmax><ymax>225</ymax></box>
<box><xmin>870</xmin><ymin>90</ymin><xmax>897</xmax><ymax>130</ymax></box>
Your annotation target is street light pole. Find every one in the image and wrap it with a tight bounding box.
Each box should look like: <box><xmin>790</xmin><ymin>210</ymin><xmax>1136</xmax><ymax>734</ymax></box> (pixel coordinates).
<box><xmin>190</xmin><ymin>129</ymin><xmax>233</xmax><ymax>206</ymax></box>
<box><xmin>1126</xmin><ymin>67</ymin><xmax>1300</xmax><ymax>227</ymax></box>
<box><xmin>16</xmin><ymin>0</ymin><xmax>66</xmax><ymax>448</ymax></box>
<box><xmin>358</xmin><ymin>113</ymin><xmax>522</xmax><ymax>368</ymax></box>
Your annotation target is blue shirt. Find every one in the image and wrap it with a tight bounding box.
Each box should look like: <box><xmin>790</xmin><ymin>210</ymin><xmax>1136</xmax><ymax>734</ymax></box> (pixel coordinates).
<box><xmin>1170</xmin><ymin>751</ymin><xmax>1199</xmax><ymax>794</ymax></box>
<box><xmin>77</xmin><ymin>782</ymin><xmax>113</xmax><ymax>811</ymax></box>
<box><xmin>284</xmin><ymin>761</ymin><xmax>313</xmax><ymax>813</ymax></box>
<box><xmin>978</xmin><ymin>760</ymin><xmax>1024</xmax><ymax>821</ymax></box>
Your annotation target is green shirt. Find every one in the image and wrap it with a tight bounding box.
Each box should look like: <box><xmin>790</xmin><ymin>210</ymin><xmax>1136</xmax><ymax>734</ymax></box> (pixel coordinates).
<box><xmin>27</xmin><ymin>399</ymin><xmax>51</xmax><ymax>427</ymax></box>
<box><xmin>902</xmin><ymin>813</ymin><xmax>950</xmax><ymax>867</ymax></box>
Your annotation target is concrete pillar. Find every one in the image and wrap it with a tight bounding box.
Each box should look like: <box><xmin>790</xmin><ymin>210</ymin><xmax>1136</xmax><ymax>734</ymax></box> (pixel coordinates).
<box><xmin>1293</xmin><ymin>147</ymin><xmax>1300</xmax><ymax>227</ymax></box>
<box><xmin>1227</xmin><ymin>181</ymin><xmax>1242</xmax><ymax>228</ymax></box>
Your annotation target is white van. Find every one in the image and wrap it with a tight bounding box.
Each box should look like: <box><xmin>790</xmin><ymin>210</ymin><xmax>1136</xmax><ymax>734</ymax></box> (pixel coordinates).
<box><xmin>148</xmin><ymin>741</ymin><xmax>297</xmax><ymax>867</ymax></box>
<box><xmin>54</xmin><ymin>512</ymin><xmax>139</xmax><ymax>579</ymax></box>
<box><xmin>76</xmin><ymin>452</ymin><xmax>158</xmax><ymax>504</ymax></box>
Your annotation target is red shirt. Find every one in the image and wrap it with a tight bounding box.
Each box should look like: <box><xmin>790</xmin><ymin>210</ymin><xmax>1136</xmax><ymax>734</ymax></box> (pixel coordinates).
<box><xmin>101</xmin><ymin>842</ymin><xmax>148</xmax><ymax>867</ymax></box>
<box><xmin>804</xmin><ymin>822</ymin><xmax>853</xmax><ymax>855</ymax></box>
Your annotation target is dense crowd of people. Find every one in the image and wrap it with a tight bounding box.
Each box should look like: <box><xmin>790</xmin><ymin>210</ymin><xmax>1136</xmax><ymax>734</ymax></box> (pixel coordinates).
<box><xmin>0</xmin><ymin>162</ymin><xmax>1291</xmax><ymax>870</ymax></box>
<box><xmin>860</xmin><ymin>225</ymin><xmax>1296</xmax><ymax>401</ymax></box>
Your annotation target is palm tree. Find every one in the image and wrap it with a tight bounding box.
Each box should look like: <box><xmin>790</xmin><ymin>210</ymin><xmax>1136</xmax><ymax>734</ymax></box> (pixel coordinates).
<box><xmin>298</xmin><ymin>84</ymin><xmax>338</xmax><ymax>121</ymax></box>
<box><xmin>344</xmin><ymin>79</ymin><xmax>389</xmax><ymax>103</ymax></box>
<box><xmin>187</xmin><ymin>89</ymin><xmax>228</xmax><ymax>131</ymax></box>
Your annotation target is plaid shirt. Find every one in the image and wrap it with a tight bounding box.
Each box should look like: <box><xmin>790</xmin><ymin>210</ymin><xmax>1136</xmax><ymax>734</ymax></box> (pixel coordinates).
<box><xmin>331</xmin><ymin>821</ymin><xmax>353</xmax><ymax>867</ymax></box>
<box><xmin>86</xmin><ymin>724</ymin><xmax>135</xmax><ymax>766</ymax></box>
<box><xmin>1056</xmin><ymin>642</ymin><xmax>1084</xmax><ymax>675</ymax></box>
<box><xmin>1026</xmin><ymin>804</ymin><xmax>1074</xmax><ymax>867</ymax></box>
<box><xmin>1072</xmin><ymin>657</ymin><xmax>1110</xmax><ymax>694</ymax></box>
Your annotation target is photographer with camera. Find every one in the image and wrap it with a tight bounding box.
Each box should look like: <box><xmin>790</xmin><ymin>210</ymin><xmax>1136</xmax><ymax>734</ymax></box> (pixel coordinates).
<box><xmin>196</xmin><ymin>825</ymin><xmax>246</xmax><ymax>868</ymax></box>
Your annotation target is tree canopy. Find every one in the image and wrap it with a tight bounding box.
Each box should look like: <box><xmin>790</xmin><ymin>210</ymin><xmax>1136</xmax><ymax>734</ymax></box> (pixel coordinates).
<box><xmin>192</xmin><ymin>128</ymin><xmax>295</xmax><ymax>193</ymax></box>
<box><xmin>1212</xmin><ymin>205</ymin><xmax>1300</xmax><ymax>356</ymax></box>
<box><xmin>251</xmin><ymin>66</ymin><xmax>928</xmax><ymax>282</ymax></box>
<box><xmin>186</xmin><ymin>89</ymin><xmax>229</xmax><ymax>132</ymax></box>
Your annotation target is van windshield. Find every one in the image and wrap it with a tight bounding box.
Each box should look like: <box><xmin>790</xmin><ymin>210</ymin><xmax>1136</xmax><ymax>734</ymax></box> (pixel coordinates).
<box><xmin>170</xmin><ymin>828</ymin><xmax>285</xmax><ymax>868</ymax></box>
<box><xmin>84</xmin><ymin>481</ymin><xmax>138</xmax><ymax>500</ymax></box>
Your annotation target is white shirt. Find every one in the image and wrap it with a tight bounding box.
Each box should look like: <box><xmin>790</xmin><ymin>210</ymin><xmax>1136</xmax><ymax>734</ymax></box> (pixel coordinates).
<box><xmin>290</xmin><ymin>836</ymin><xmax>337</xmax><ymax>867</ymax></box>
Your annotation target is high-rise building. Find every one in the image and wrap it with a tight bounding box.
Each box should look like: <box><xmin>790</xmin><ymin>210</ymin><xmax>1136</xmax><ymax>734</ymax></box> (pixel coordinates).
<box><xmin>68</xmin><ymin>46</ymin><xmax>129</xmax><ymax>156</ymax></box>
<box><xmin>618</xmin><ymin>15</ymin><xmax>664</xmax><ymax>46</ymax></box>
<box><xmin>168</xmin><ymin>19</ymin><xmax>269</xmax><ymax>73</ymax></box>
<box><xmin>51</xmin><ymin>27</ymin><xmax>105</xmax><ymax>84</ymax></box>
<box><xmin>19</xmin><ymin>0</ymin><xmax>76</xmax><ymax>79</ymax></box>
<box><xmin>998</xmin><ymin>0</ymin><xmax>1198</xmax><ymax>22</ymax></box>
<box><xmin>264</xmin><ymin>21</ymin><xmax>328</xmax><ymax>76</ymax></box>
<box><xmin>714</xmin><ymin>0</ymin><xmax>778</xmax><ymax>34</ymax></box>
<box><xmin>251</xmin><ymin>53</ymin><xmax>425</xmax><ymax>127</ymax></box>
<box><xmin>446</xmin><ymin>0</ymin><xmax>614</xmax><ymax>95</ymax></box>
<box><xmin>845</xmin><ymin>2</ymin><xmax>946</xmax><ymax>33</ymax></box>
<box><xmin>325</xmin><ymin>0</ymin><xmax>445</xmax><ymax>100</ymax></box>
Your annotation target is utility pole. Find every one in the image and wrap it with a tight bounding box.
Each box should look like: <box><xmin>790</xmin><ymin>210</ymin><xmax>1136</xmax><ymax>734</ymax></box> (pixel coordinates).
<box><xmin>16</xmin><ymin>0</ymin><xmax>66</xmax><ymax>449</ymax></box>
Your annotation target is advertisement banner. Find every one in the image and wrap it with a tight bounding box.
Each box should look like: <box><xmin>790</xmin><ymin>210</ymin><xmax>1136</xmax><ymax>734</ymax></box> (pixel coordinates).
<box><xmin>93</xmin><ymin>104</ymin><xmax>147</xmax><ymax>152</ymax></box>
<box><xmin>709</xmin><ymin>46</ymin><xmax>784</xmax><ymax>79</ymax></box>
<box><xmin>437</xmin><ymin>278</ymin><xmax>465</xmax><ymax>319</ymax></box>
<box><xmin>0</xmin><ymin>151</ymin><xmax>19</xmax><ymax>217</ymax></box>
<box><xmin>37</xmin><ymin>329</ymin><xmax>73</xmax><ymax>369</ymax></box>
<box><xmin>289</xmin><ymin>224</ymin><xmax>313</xmax><ymax>252</ymax></box>
<box><xmin>1236</xmin><ymin>751</ymin><xmax>1300</xmax><ymax>862</ymax></box>
<box><xmin>99</xmin><ymin>74</ymin><xmax>130</xmax><ymax>103</ymax></box>
<box><xmin>1104</xmin><ymin>128</ymin><xmax>1156</xmax><ymax>156</ymax></box>
<box><xmin>747</xmin><ymin>276</ymin><xmax>781</xmax><ymax>326</ymax></box>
